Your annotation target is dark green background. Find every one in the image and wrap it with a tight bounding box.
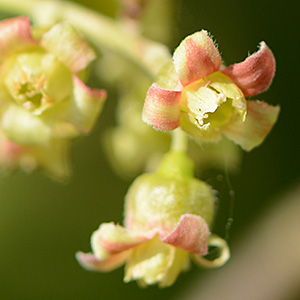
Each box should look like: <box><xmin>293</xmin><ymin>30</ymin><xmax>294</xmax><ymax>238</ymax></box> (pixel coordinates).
<box><xmin>1</xmin><ymin>0</ymin><xmax>299</xmax><ymax>299</ymax></box>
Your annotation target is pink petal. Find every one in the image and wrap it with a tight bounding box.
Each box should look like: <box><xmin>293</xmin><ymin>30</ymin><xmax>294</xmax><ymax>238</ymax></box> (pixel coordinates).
<box><xmin>0</xmin><ymin>17</ymin><xmax>36</xmax><ymax>60</ymax></box>
<box><xmin>162</xmin><ymin>214</ymin><xmax>210</xmax><ymax>255</ymax></box>
<box><xmin>76</xmin><ymin>251</ymin><xmax>129</xmax><ymax>272</ymax></box>
<box><xmin>223</xmin><ymin>100</ymin><xmax>280</xmax><ymax>151</ymax></box>
<box><xmin>173</xmin><ymin>31</ymin><xmax>222</xmax><ymax>86</ymax></box>
<box><xmin>142</xmin><ymin>84</ymin><xmax>181</xmax><ymax>131</ymax></box>
<box><xmin>222</xmin><ymin>42</ymin><xmax>276</xmax><ymax>97</ymax></box>
<box><xmin>92</xmin><ymin>223</ymin><xmax>153</xmax><ymax>256</ymax></box>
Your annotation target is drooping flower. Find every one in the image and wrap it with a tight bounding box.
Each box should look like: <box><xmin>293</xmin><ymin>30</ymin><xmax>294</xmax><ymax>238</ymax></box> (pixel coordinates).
<box><xmin>142</xmin><ymin>30</ymin><xmax>279</xmax><ymax>151</ymax></box>
<box><xmin>0</xmin><ymin>17</ymin><xmax>106</xmax><ymax>178</ymax></box>
<box><xmin>76</xmin><ymin>151</ymin><xmax>229</xmax><ymax>287</ymax></box>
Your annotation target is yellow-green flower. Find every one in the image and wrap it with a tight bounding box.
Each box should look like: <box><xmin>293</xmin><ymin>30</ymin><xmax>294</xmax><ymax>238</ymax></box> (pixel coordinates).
<box><xmin>142</xmin><ymin>31</ymin><xmax>279</xmax><ymax>151</ymax></box>
<box><xmin>0</xmin><ymin>17</ymin><xmax>106</xmax><ymax>177</ymax></box>
<box><xmin>76</xmin><ymin>151</ymin><xmax>229</xmax><ymax>287</ymax></box>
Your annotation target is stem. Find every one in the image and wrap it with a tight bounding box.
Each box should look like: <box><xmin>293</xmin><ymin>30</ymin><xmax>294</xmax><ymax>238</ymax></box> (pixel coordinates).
<box><xmin>170</xmin><ymin>128</ymin><xmax>189</xmax><ymax>153</ymax></box>
<box><xmin>0</xmin><ymin>0</ymin><xmax>170</xmax><ymax>80</ymax></box>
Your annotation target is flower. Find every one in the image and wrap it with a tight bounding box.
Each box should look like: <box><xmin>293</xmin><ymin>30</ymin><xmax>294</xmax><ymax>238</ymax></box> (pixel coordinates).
<box><xmin>142</xmin><ymin>30</ymin><xmax>279</xmax><ymax>151</ymax></box>
<box><xmin>76</xmin><ymin>151</ymin><xmax>229</xmax><ymax>287</ymax></box>
<box><xmin>0</xmin><ymin>17</ymin><xmax>106</xmax><ymax>177</ymax></box>
<box><xmin>0</xmin><ymin>129</ymin><xmax>70</xmax><ymax>178</ymax></box>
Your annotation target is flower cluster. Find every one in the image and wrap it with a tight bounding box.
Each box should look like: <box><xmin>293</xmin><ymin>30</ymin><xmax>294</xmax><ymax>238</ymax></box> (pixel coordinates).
<box><xmin>0</xmin><ymin>8</ymin><xmax>280</xmax><ymax>290</ymax></box>
<box><xmin>143</xmin><ymin>31</ymin><xmax>279</xmax><ymax>151</ymax></box>
<box><xmin>0</xmin><ymin>17</ymin><xmax>106</xmax><ymax>178</ymax></box>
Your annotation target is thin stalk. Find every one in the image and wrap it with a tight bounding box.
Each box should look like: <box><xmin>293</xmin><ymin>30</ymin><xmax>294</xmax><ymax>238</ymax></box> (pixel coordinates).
<box><xmin>170</xmin><ymin>128</ymin><xmax>189</xmax><ymax>153</ymax></box>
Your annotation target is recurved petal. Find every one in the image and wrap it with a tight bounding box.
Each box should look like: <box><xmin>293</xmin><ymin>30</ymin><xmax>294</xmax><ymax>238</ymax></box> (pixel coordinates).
<box><xmin>173</xmin><ymin>31</ymin><xmax>222</xmax><ymax>87</ymax></box>
<box><xmin>223</xmin><ymin>100</ymin><xmax>280</xmax><ymax>151</ymax></box>
<box><xmin>0</xmin><ymin>17</ymin><xmax>37</xmax><ymax>60</ymax></box>
<box><xmin>142</xmin><ymin>84</ymin><xmax>181</xmax><ymax>131</ymax></box>
<box><xmin>162</xmin><ymin>214</ymin><xmax>210</xmax><ymax>255</ymax></box>
<box><xmin>91</xmin><ymin>223</ymin><xmax>153</xmax><ymax>259</ymax></box>
<box><xmin>222</xmin><ymin>42</ymin><xmax>276</xmax><ymax>97</ymax></box>
<box><xmin>63</xmin><ymin>76</ymin><xmax>106</xmax><ymax>133</ymax></box>
<box><xmin>76</xmin><ymin>251</ymin><xmax>129</xmax><ymax>272</ymax></box>
<box><xmin>41</xmin><ymin>22</ymin><xmax>96</xmax><ymax>73</ymax></box>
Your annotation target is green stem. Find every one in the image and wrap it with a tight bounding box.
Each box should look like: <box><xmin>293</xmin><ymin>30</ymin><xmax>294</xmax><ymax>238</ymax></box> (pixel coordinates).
<box><xmin>0</xmin><ymin>0</ymin><xmax>170</xmax><ymax>80</ymax></box>
<box><xmin>158</xmin><ymin>129</ymin><xmax>193</xmax><ymax>179</ymax></box>
<box><xmin>170</xmin><ymin>128</ymin><xmax>189</xmax><ymax>153</ymax></box>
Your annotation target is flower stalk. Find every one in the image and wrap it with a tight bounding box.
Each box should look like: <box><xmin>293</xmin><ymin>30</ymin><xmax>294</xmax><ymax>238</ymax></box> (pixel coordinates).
<box><xmin>170</xmin><ymin>128</ymin><xmax>189</xmax><ymax>153</ymax></box>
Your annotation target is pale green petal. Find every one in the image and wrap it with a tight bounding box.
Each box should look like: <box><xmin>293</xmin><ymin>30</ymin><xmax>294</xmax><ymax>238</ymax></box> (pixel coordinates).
<box><xmin>156</xmin><ymin>62</ymin><xmax>182</xmax><ymax>90</ymax></box>
<box><xmin>124</xmin><ymin>236</ymin><xmax>174</xmax><ymax>285</ymax></box>
<box><xmin>159</xmin><ymin>249</ymin><xmax>190</xmax><ymax>287</ymax></box>
<box><xmin>206</xmin><ymin>72</ymin><xmax>246</xmax><ymax>112</ymax></box>
<box><xmin>63</xmin><ymin>76</ymin><xmax>106</xmax><ymax>133</ymax></box>
<box><xmin>223</xmin><ymin>100</ymin><xmax>280</xmax><ymax>151</ymax></box>
<box><xmin>0</xmin><ymin>105</ymin><xmax>52</xmax><ymax>146</ymax></box>
<box><xmin>41</xmin><ymin>22</ymin><xmax>96</xmax><ymax>73</ymax></box>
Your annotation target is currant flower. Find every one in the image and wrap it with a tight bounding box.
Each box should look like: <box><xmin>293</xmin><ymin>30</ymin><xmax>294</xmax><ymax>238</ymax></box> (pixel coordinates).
<box><xmin>142</xmin><ymin>31</ymin><xmax>279</xmax><ymax>151</ymax></box>
<box><xmin>76</xmin><ymin>151</ymin><xmax>229</xmax><ymax>287</ymax></box>
<box><xmin>0</xmin><ymin>17</ymin><xmax>106</xmax><ymax>177</ymax></box>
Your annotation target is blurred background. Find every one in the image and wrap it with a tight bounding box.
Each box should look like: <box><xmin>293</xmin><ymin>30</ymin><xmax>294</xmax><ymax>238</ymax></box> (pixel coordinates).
<box><xmin>0</xmin><ymin>0</ymin><xmax>299</xmax><ymax>299</ymax></box>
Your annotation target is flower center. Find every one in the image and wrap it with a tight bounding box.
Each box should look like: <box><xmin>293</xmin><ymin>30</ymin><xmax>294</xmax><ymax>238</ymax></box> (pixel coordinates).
<box><xmin>12</xmin><ymin>71</ymin><xmax>52</xmax><ymax>112</ymax></box>
<box><xmin>181</xmin><ymin>72</ymin><xmax>246</xmax><ymax>131</ymax></box>
<box><xmin>1</xmin><ymin>49</ymin><xmax>73</xmax><ymax>115</ymax></box>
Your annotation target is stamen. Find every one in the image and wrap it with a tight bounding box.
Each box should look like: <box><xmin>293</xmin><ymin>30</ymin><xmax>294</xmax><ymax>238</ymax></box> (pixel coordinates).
<box><xmin>192</xmin><ymin>234</ymin><xmax>230</xmax><ymax>268</ymax></box>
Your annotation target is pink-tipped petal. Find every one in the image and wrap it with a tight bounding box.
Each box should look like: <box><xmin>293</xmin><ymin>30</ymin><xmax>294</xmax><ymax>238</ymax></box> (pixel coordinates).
<box><xmin>222</xmin><ymin>42</ymin><xmax>276</xmax><ymax>97</ymax></box>
<box><xmin>173</xmin><ymin>31</ymin><xmax>222</xmax><ymax>86</ymax></box>
<box><xmin>142</xmin><ymin>84</ymin><xmax>181</xmax><ymax>131</ymax></box>
<box><xmin>69</xmin><ymin>76</ymin><xmax>106</xmax><ymax>133</ymax></box>
<box><xmin>92</xmin><ymin>223</ymin><xmax>153</xmax><ymax>257</ymax></box>
<box><xmin>76</xmin><ymin>251</ymin><xmax>129</xmax><ymax>272</ymax></box>
<box><xmin>223</xmin><ymin>100</ymin><xmax>280</xmax><ymax>151</ymax></box>
<box><xmin>0</xmin><ymin>17</ymin><xmax>36</xmax><ymax>60</ymax></box>
<box><xmin>41</xmin><ymin>22</ymin><xmax>96</xmax><ymax>73</ymax></box>
<box><xmin>162</xmin><ymin>214</ymin><xmax>210</xmax><ymax>255</ymax></box>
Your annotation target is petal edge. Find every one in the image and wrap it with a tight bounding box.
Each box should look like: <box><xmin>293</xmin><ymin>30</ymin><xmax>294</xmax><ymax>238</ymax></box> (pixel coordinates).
<box><xmin>223</xmin><ymin>100</ymin><xmax>280</xmax><ymax>151</ymax></box>
<box><xmin>76</xmin><ymin>251</ymin><xmax>129</xmax><ymax>272</ymax></box>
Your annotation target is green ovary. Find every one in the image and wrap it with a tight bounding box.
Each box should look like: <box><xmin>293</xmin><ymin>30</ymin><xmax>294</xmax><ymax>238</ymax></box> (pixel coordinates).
<box><xmin>204</xmin><ymin>99</ymin><xmax>235</xmax><ymax>128</ymax></box>
<box><xmin>125</xmin><ymin>173</ymin><xmax>215</xmax><ymax>232</ymax></box>
<box><xmin>1</xmin><ymin>49</ymin><xmax>73</xmax><ymax>114</ymax></box>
